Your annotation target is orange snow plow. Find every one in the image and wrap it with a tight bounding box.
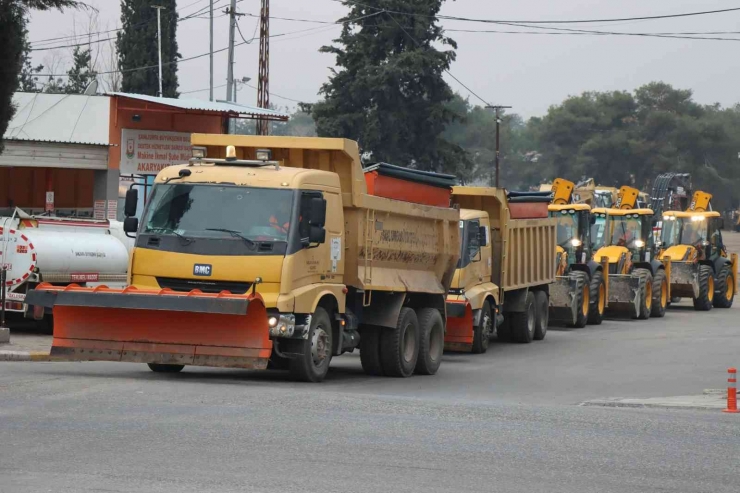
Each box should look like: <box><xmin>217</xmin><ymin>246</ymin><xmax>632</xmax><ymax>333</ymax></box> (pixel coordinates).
<box><xmin>443</xmin><ymin>301</ymin><xmax>475</xmax><ymax>351</ymax></box>
<box><xmin>26</xmin><ymin>283</ymin><xmax>272</xmax><ymax>369</ymax></box>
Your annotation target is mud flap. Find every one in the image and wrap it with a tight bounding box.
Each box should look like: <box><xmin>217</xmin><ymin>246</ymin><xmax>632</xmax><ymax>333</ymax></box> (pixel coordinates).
<box><xmin>548</xmin><ymin>276</ymin><xmax>578</xmax><ymax>325</ymax></box>
<box><xmin>668</xmin><ymin>262</ymin><xmax>699</xmax><ymax>298</ymax></box>
<box><xmin>26</xmin><ymin>284</ymin><xmax>272</xmax><ymax>369</ymax></box>
<box><xmin>606</xmin><ymin>275</ymin><xmax>641</xmax><ymax>317</ymax></box>
<box><xmin>444</xmin><ymin>301</ymin><xmax>474</xmax><ymax>352</ymax></box>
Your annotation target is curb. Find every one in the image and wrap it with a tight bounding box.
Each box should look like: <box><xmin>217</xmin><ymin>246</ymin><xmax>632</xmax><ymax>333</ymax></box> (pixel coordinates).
<box><xmin>0</xmin><ymin>350</ymin><xmax>54</xmax><ymax>362</ymax></box>
<box><xmin>580</xmin><ymin>399</ymin><xmax>725</xmax><ymax>412</ymax></box>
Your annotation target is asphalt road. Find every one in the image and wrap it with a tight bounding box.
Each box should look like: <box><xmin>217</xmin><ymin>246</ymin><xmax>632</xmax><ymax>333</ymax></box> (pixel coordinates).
<box><xmin>2</xmin><ymin>291</ymin><xmax>739</xmax><ymax>493</ymax></box>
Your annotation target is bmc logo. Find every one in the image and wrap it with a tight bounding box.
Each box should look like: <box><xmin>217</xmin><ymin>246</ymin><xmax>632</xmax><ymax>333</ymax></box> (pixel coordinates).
<box><xmin>193</xmin><ymin>264</ymin><xmax>212</xmax><ymax>276</ymax></box>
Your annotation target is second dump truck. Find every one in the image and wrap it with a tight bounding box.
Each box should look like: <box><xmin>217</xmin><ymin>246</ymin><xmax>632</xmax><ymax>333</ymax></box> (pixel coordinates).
<box><xmin>27</xmin><ymin>135</ymin><xmax>460</xmax><ymax>382</ymax></box>
<box><xmin>444</xmin><ymin>187</ymin><xmax>556</xmax><ymax>353</ymax></box>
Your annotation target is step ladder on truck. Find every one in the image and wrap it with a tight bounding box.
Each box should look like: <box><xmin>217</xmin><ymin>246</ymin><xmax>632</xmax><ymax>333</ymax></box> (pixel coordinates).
<box><xmin>444</xmin><ymin>186</ymin><xmax>556</xmax><ymax>353</ymax></box>
<box><xmin>26</xmin><ymin>135</ymin><xmax>461</xmax><ymax>382</ymax></box>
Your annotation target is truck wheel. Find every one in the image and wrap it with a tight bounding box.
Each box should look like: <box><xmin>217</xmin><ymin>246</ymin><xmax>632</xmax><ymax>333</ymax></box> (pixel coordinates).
<box><xmin>415</xmin><ymin>308</ymin><xmax>444</xmax><ymax>375</ymax></box>
<box><xmin>569</xmin><ymin>272</ymin><xmax>589</xmax><ymax>328</ymax></box>
<box><xmin>533</xmin><ymin>291</ymin><xmax>548</xmax><ymax>341</ymax></box>
<box><xmin>380</xmin><ymin>307</ymin><xmax>419</xmax><ymax>377</ymax></box>
<box><xmin>587</xmin><ymin>270</ymin><xmax>605</xmax><ymax>325</ymax></box>
<box><xmin>511</xmin><ymin>292</ymin><xmax>536</xmax><ymax>343</ymax></box>
<box><xmin>693</xmin><ymin>265</ymin><xmax>714</xmax><ymax>311</ymax></box>
<box><xmin>651</xmin><ymin>269</ymin><xmax>667</xmax><ymax>318</ymax></box>
<box><xmin>634</xmin><ymin>269</ymin><xmax>653</xmax><ymax>320</ymax></box>
<box><xmin>147</xmin><ymin>363</ymin><xmax>184</xmax><ymax>373</ymax></box>
<box><xmin>712</xmin><ymin>265</ymin><xmax>735</xmax><ymax>308</ymax></box>
<box><xmin>289</xmin><ymin>307</ymin><xmax>333</xmax><ymax>382</ymax></box>
<box><xmin>359</xmin><ymin>326</ymin><xmax>384</xmax><ymax>376</ymax></box>
<box><xmin>471</xmin><ymin>301</ymin><xmax>492</xmax><ymax>354</ymax></box>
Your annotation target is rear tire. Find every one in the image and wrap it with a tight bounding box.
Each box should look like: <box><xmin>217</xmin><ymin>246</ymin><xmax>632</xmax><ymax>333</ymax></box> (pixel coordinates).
<box><xmin>693</xmin><ymin>265</ymin><xmax>714</xmax><ymax>311</ymax></box>
<box><xmin>380</xmin><ymin>307</ymin><xmax>419</xmax><ymax>378</ymax></box>
<box><xmin>147</xmin><ymin>363</ymin><xmax>184</xmax><ymax>373</ymax></box>
<box><xmin>587</xmin><ymin>270</ymin><xmax>605</xmax><ymax>325</ymax></box>
<box><xmin>650</xmin><ymin>269</ymin><xmax>668</xmax><ymax>318</ymax></box>
<box><xmin>533</xmin><ymin>291</ymin><xmax>548</xmax><ymax>341</ymax></box>
<box><xmin>511</xmin><ymin>292</ymin><xmax>536</xmax><ymax>343</ymax></box>
<box><xmin>634</xmin><ymin>269</ymin><xmax>653</xmax><ymax>320</ymax></box>
<box><xmin>415</xmin><ymin>308</ymin><xmax>444</xmax><ymax>375</ymax></box>
<box><xmin>471</xmin><ymin>301</ymin><xmax>492</xmax><ymax>354</ymax></box>
<box><xmin>713</xmin><ymin>265</ymin><xmax>735</xmax><ymax>308</ymax></box>
<box><xmin>569</xmin><ymin>272</ymin><xmax>589</xmax><ymax>328</ymax></box>
<box><xmin>359</xmin><ymin>325</ymin><xmax>384</xmax><ymax>376</ymax></box>
<box><xmin>289</xmin><ymin>307</ymin><xmax>333</xmax><ymax>382</ymax></box>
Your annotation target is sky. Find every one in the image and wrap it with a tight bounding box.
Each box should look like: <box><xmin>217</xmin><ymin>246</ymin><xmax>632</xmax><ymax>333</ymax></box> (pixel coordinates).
<box><xmin>25</xmin><ymin>0</ymin><xmax>740</xmax><ymax>118</ymax></box>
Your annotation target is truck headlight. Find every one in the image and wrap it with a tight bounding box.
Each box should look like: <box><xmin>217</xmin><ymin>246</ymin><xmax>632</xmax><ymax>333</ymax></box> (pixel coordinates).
<box><xmin>269</xmin><ymin>314</ymin><xmax>296</xmax><ymax>337</ymax></box>
<box><xmin>571</xmin><ymin>238</ymin><xmax>582</xmax><ymax>247</ymax></box>
<box><xmin>634</xmin><ymin>240</ymin><xmax>645</xmax><ymax>248</ymax></box>
<box><xmin>268</xmin><ymin>316</ymin><xmax>278</xmax><ymax>328</ymax></box>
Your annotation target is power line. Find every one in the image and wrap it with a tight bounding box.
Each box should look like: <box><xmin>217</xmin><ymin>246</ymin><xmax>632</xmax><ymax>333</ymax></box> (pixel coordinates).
<box><xmin>336</xmin><ymin>0</ymin><xmax>740</xmax><ymax>25</ymax></box>
<box><xmin>445</xmin><ymin>25</ymin><xmax>740</xmax><ymax>42</ymax></box>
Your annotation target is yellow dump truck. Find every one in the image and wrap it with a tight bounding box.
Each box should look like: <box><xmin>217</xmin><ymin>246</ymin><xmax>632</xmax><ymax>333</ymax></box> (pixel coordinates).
<box><xmin>26</xmin><ymin>135</ymin><xmax>460</xmax><ymax>382</ymax></box>
<box><xmin>658</xmin><ymin>191</ymin><xmax>737</xmax><ymax>310</ymax></box>
<box><xmin>590</xmin><ymin>186</ymin><xmax>668</xmax><ymax>319</ymax></box>
<box><xmin>444</xmin><ymin>187</ymin><xmax>555</xmax><ymax>352</ymax></box>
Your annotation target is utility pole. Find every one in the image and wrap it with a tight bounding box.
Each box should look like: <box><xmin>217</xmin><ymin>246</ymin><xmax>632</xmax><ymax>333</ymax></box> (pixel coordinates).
<box><xmin>486</xmin><ymin>105</ymin><xmax>512</xmax><ymax>188</ymax></box>
<box><xmin>152</xmin><ymin>5</ymin><xmax>166</xmax><ymax>97</ymax></box>
<box><xmin>225</xmin><ymin>0</ymin><xmax>238</xmax><ymax>103</ymax></box>
<box><xmin>209</xmin><ymin>0</ymin><xmax>214</xmax><ymax>101</ymax></box>
<box><xmin>256</xmin><ymin>0</ymin><xmax>270</xmax><ymax>135</ymax></box>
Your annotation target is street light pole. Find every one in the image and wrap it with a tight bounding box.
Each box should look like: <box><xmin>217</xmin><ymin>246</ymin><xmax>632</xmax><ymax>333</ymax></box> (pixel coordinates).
<box><xmin>486</xmin><ymin>105</ymin><xmax>512</xmax><ymax>188</ymax></box>
<box><xmin>152</xmin><ymin>5</ymin><xmax>166</xmax><ymax>97</ymax></box>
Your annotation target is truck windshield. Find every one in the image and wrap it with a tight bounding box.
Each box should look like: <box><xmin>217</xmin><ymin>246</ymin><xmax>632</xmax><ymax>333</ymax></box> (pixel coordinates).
<box><xmin>551</xmin><ymin>210</ymin><xmax>580</xmax><ymax>250</ymax></box>
<box><xmin>142</xmin><ymin>184</ymin><xmax>295</xmax><ymax>242</ymax></box>
<box><xmin>591</xmin><ymin>215</ymin><xmax>606</xmax><ymax>250</ymax></box>
<box><xmin>661</xmin><ymin>217</ymin><xmax>707</xmax><ymax>247</ymax></box>
<box><xmin>607</xmin><ymin>215</ymin><xmax>643</xmax><ymax>248</ymax></box>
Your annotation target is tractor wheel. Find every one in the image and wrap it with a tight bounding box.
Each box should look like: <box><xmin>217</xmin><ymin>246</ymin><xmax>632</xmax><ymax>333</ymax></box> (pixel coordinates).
<box><xmin>568</xmin><ymin>272</ymin><xmax>589</xmax><ymax>328</ymax></box>
<box><xmin>587</xmin><ymin>270</ymin><xmax>606</xmax><ymax>325</ymax></box>
<box><xmin>650</xmin><ymin>269</ymin><xmax>668</xmax><ymax>318</ymax></box>
<box><xmin>471</xmin><ymin>301</ymin><xmax>493</xmax><ymax>354</ymax></box>
<box><xmin>712</xmin><ymin>265</ymin><xmax>735</xmax><ymax>308</ymax></box>
<box><xmin>533</xmin><ymin>291</ymin><xmax>549</xmax><ymax>341</ymax></box>
<box><xmin>693</xmin><ymin>265</ymin><xmax>715</xmax><ymax>311</ymax></box>
<box><xmin>634</xmin><ymin>268</ymin><xmax>653</xmax><ymax>320</ymax></box>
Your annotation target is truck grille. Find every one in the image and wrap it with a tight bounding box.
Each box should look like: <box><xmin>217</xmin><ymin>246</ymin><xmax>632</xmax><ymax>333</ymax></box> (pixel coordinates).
<box><xmin>156</xmin><ymin>277</ymin><xmax>252</xmax><ymax>294</ymax></box>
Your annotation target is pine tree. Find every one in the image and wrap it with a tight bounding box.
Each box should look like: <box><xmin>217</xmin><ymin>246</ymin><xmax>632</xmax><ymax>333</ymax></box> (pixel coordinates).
<box><xmin>312</xmin><ymin>0</ymin><xmax>468</xmax><ymax>175</ymax></box>
<box><xmin>117</xmin><ymin>0</ymin><xmax>179</xmax><ymax>97</ymax></box>
<box><xmin>65</xmin><ymin>46</ymin><xmax>97</xmax><ymax>94</ymax></box>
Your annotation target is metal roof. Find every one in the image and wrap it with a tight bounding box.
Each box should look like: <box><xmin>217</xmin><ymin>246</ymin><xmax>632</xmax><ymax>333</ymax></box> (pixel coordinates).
<box><xmin>108</xmin><ymin>92</ymin><xmax>289</xmax><ymax>120</ymax></box>
<box><xmin>4</xmin><ymin>93</ymin><xmax>111</xmax><ymax>145</ymax></box>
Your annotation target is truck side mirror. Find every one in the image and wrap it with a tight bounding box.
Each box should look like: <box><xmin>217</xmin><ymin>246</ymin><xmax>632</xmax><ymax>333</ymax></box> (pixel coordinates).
<box><xmin>123</xmin><ymin>216</ymin><xmax>139</xmax><ymax>235</ymax></box>
<box><xmin>308</xmin><ymin>225</ymin><xmax>326</xmax><ymax>245</ymax></box>
<box><xmin>479</xmin><ymin>226</ymin><xmax>488</xmax><ymax>247</ymax></box>
<box><xmin>309</xmin><ymin>197</ymin><xmax>327</xmax><ymax>227</ymax></box>
<box><xmin>124</xmin><ymin>188</ymin><xmax>138</xmax><ymax>217</ymax></box>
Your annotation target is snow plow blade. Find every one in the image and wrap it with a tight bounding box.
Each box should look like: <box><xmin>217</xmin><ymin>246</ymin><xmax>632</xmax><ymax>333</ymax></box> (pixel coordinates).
<box><xmin>444</xmin><ymin>301</ymin><xmax>474</xmax><ymax>352</ymax></box>
<box><xmin>25</xmin><ymin>283</ymin><xmax>272</xmax><ymax>369</ymax></box>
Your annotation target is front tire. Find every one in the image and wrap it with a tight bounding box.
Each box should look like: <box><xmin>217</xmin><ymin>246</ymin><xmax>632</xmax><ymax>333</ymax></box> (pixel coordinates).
<box><xmin>587</xmin><ymin>270</ymin><xmax>606</xmax><ymax>325</ymax></box>
<box><xmin>471</xmin><ymin>301</ymin><xmax>492</xmax><ymax>354</ymax></box>
<box><xmin>533</xmin><ymin>291</ymin><xmax>548</xmax><ymax>341</ymax></box>
<box><xmin>415</xmin><ymin>308</ymin><xmax>444</xmax><ymax>375</ymax></box>
<box><xmin>380</xmin><ymin>307</ymin><xmax>419</xmax><ymax>378</ymax></box>
<box><xmin>511</xmin><ymin>292</ymin><xmax>536</xmax><ymax>343</ymax></box>
<box><xmin>693</xmin><ymin>265</ymin><xmax>714</xmax><ymax>311</ymax></box>
<box><xmin>147</xmin><ymin>363</ymin><xmax>184</xmax><ymax>373</ymax></box>
<box><xmin>569</xmin><ymin>272</ymin><xmax>589</xmax><ymax>328</ymax></box>
<box><xmin>634</xmin><ymin>268</ymin><xmax>653</xmax><ymax>320</ymax></box>
<box><xmin>289</xmin><ymin>307</ymin><xmax>333</xmax><ymax>382</ymax></box>
<box><xmin>713</xmin><ymin>265</ymin><xmax>735</xmax><ymax>308</ymax></box>
<box><xmin>651</xmin><ymin>269</ymin><xmax>668</xmax><ymax>318</ymax></box>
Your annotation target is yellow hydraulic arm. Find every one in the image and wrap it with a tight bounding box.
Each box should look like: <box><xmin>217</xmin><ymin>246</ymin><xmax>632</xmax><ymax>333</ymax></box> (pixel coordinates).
<box><xmin>614</xmin><ymin>186</ymin><xmax>640</xmax><ymax>209</ymax></box>
<box><xmin>551</xmin><ymin>178</ymin><xmax>576</xmax><ymax>205</ymax></box>
<box><xmin>687</xmin><ymin>191</ymin><xmax>712</xmax><ymax>212</ymax></box>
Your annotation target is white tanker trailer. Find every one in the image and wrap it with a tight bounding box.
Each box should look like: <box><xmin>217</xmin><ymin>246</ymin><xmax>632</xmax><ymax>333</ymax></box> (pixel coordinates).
<box><xmin>1</xmin><ymin>214</ymin><xmax>132</xmax><ymax>325</ymax></box>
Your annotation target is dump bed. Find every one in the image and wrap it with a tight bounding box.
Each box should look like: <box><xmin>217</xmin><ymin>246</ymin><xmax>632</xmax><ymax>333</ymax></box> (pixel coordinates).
<box><xmin>451</xmin><ymin>186</ymin><xmax>555</xmax><ymax>291</ymax></box>
<box><xmin>192</xmin><ymin>134</ymin><xmax>460</xmax><ymax>296</ymax></box>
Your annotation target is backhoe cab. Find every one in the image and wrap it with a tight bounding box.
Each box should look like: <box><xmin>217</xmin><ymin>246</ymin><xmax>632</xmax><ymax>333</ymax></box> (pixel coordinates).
<box><xmin>547</xmin><ymin>178</ymin><xmax>607</xmax><ymax>327</ymax></box>
<box><xmin>657</xmin><ymin>191</ymin><xmax>737</xmax><ymax>310</ymax></box>
<box><xmin>590</xmin><ymin>186</ymin><xmax>669</xmax><ymax>320</ymax></box>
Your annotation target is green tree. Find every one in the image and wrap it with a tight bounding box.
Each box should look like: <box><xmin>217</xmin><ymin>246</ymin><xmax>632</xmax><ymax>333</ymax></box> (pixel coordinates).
<box><xmin>0</xmin><ymin>0</ymin><xmax>79</xmax><ymax>155</ymax></box>
<box><xmin>312</xmin><ymin>0</ymin><xmax>468</xmax><ymax>175</ymax></box>
<box><xmin>65</xmin><ymin>46</ymin><xmax>97</xmax><ymax>94</ymax></box>
<box><xmin>17</xmin><ymin>23</ymin><xmax>44</xmax><ymax>92</ymax></box>
<box><xmin>117</xmin><ymin>0</ymin><xmax>179</xmax><ymax>97</ymax></box>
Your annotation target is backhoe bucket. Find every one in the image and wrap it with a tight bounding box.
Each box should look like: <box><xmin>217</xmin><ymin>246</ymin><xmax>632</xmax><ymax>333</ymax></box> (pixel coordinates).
<box><xmin>444</xmin><ymin>301</ymin><xmax>474</xmax><ymax>352</ymax></box>
<box><xmin>26</xmin><ymin>284</ymin><xmax>272</xmax><ymax>369</ymax></box>
<box><xmin>668</xmin><ymin>261</ymin><xmax>699</xmax><ymax>298</ymax></box>
<box><xmin>606</xmin><ymin>274</ymin><xmax>641</xmax><ymax>317</ymax></box>
<box><xmin>548</xmin><ymin>275</ymin><xmax>580</xmax><ymax>325</ymax></box>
